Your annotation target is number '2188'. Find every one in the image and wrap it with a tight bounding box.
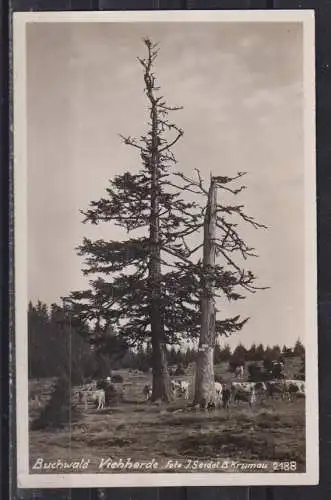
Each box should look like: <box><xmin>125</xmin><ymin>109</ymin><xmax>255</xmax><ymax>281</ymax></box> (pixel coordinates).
<box><xmin>273</xmin><ymin>461</ymin><xmax>297</xmax><ymax>472</ymax></box>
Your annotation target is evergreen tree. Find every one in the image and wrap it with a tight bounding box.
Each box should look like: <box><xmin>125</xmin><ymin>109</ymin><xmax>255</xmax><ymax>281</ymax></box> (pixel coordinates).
<box><xmin>232</xmin><ymin>343</ymin><xmax>248</xmax><ymax>364</ymax></box>
<box><xmin>168</xmin><ymin>346</ymin><xmax>177</xmax><ymax>366</ymax></box>
<box><xmin>293</xmin><ymin>339</ymin><xmax>305</xmax><ymax>358</ymax></box>
<box><xmin>184</xmin><ymin>347</ymin><xmax>194</xmax><ymax>366</ymax></box>
<box><xmin>264</xmin><ymin>345</ymin><xmax>274</xmax><ymax>362</ymax></box>
<box><xmin>220</xmin><ymin>344</ymin><xmax>232</xmax><ymax>362</ymax></box>
<box><xmin>271</xmin><ymin>344</ymin><xmax>281</xmax><ymax>360</ymax></box>
<box><xmin>214</xmin><ymin>343</ymin><xmax>222</xmax><ymax>364</ymax></box>
<box><xmin>298</xmin><ymin>356</ymin><xmax>305</xmax><ymax>380</ymax></box>
<box><xmin>28</xmin><ymin>301</ymin><xmax>51</xmax><ymax>378</ymax></box>
<box><xmin>67</xmin><ymin>39</ymin><xmax>202</xmax><ymax>402</ymax></box>
<box><xmin>247</xmin><ymin>343</ymin><xmax>257</xmax><ymax>361</ymax></box>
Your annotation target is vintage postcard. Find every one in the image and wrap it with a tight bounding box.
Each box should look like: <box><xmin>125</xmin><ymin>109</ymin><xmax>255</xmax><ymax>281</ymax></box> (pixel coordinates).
<box><xmin>13</xmin><ymin>10</ymin><xmax>318</xmax><ymax>488</ymax></box>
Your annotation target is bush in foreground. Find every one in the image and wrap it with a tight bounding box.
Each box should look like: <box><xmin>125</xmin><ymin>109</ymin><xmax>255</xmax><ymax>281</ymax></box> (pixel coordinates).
<box><xmin>31</xmin><ymin>376</ymin><xmax>80</xmax><ymax>430</ymax></box>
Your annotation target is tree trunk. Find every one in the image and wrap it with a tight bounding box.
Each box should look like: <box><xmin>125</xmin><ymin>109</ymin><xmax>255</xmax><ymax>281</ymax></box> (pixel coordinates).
<box><xmin>194</xmin><ymin>179</ymin><xmax>217</xmax><ymax>408</ymax></box>
<box><xmin>149</xmin><ymin>94</ymin><xmax>172</xmax><ymax>403</ymax></box>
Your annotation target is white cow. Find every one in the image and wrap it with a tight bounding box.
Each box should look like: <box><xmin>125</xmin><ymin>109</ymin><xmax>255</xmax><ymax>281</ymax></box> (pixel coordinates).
<box><xmin>91</xmin><ymin>389</ymin><xmax>106</xmax><ymax>410</ymax></box>
<box><xmin>215</xmin><ymin>381</ymin><xmax>223</xmax><ymax>394</ymax></box>
<box><xmin>171</xmin><ymin>380</ymin><xmax>189</xmax><ymax>399</ymax></box>
<box><xmin>231</xmin><ymin>381</ymin><xmax>255</xmax><ymax>391</ymax></box>
<box><xmin>80</xmin><ymin>388</ymin><xmax>105</xmax><ymax>410</ymax></box>
<box><xmin>214</xmin><ymin>381</ymin><xmax>223</xmax><ymax>407</ymax></box>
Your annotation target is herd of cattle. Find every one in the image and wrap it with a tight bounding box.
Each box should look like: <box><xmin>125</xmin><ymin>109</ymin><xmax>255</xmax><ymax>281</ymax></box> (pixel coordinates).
<box><xmin>76</xmin><ymin>375</ymin><xmax>305</xmax><ymax>412</ymax></box>
<box><xmin>144</xmin><ymin>379</ymin><xmax>305</xmax><ymax>409</ymax></box>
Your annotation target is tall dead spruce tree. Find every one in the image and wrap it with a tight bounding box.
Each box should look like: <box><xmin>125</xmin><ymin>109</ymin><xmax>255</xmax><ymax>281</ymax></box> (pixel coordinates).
<box><xmin>194</xmin><ymin>178</ymin><xmax>218</xmax><ymax>407</ymax></box>
<box><xmin>168</xmin><ymin>170</ymin><xmax>267</xmax><ymax>408</ymax></box>
<box><xmin>68</xmin><ymin>39</ymin><xmax>201</xmax><ymax>402</ymax></box>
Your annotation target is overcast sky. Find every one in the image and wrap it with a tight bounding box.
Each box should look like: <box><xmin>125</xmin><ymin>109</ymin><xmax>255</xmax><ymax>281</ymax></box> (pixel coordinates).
<box><xmin>26</xmin><ymin>20</ymin><xmax>305</xmax><ymax>349</ymax></box>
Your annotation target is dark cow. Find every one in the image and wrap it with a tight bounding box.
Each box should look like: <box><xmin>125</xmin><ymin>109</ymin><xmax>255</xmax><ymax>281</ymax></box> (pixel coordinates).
<box><xmin>143</xmin><ymin>384</ymin><xmax>152</xmax><ymax>401</ymax></box>
<box><xmin>222</xmin><ymin>387</ymin><xmax>231</xmax><ymax>409</ymax></box>
<box><xmin>283</xmin><ymin>380</ymin><xmax>305</xmax><ymax>402</ymax></box>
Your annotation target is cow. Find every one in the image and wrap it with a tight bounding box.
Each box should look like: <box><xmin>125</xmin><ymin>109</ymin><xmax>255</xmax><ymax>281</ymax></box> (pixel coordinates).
<box><xmin>234</xmin><ymin>364</ymin><xmax>245</xmax><ymax>379</ymax></box>
<box><xmin>265</xmin><ymin>381</ymin><xmax>286</xmax><ymax>400</ymax></box>
<box><xmin>231</xmin><ymin>381</ymin><xmax>255</xmax><ymax>391</ymax></box>
<box><xmin>254</xmin><ymin>381</ymin><xmax>268</xmax><ymax>400</ymax></box>
<box><xmin>91</xmin><ymin>389</ymin><xmax>106</xmax><ymax>410</ymax></box>
<box><xmin>213</xmin><ymin>381</ymin><xmax>223</xmax><ymax>407</ymax></box>
<box><xmin>80</xmin><ymin>388</ymin><xmax>105</xmax><ymax>410</ymax></box>
<box><xmin>231</xmin><ymin>382</ymin><xmax>256</xmax><ymax>406</ymax></box>
<box><xmin>214</xmin><ymin>381</ymin><xmax>223</xmax><ymax>397</ymax></box>
<box><xmin>143</xmin><ymin>384</ymin><xmax>152</xmax><ymax>401</ymax></box>
<box><xmin>171</xmin><ymin>380</ymin><xmax>189</xmax><ymax>399</ymax></box>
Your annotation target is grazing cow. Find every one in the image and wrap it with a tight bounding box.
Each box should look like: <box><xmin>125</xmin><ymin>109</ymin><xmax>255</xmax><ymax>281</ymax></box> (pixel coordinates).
<box><xmin>283</xmin><ymin>380</ymin><xmax>305</xmax><ymax>401</ymax></box>
<box><xmin>222</xmin><ymin>386</ymin><xmax>231</xmax><ymax>409</ymax></box>
<box><xmin>234</xmin><ymin>364</ymin><xmax>245</xmax><ymax>379</ymax></box>
<box><xmin>265</xmin><ymin>381</ymin><xmax>286</xmax><ymax>400</ymax></box>
<box><xmin>231</xmin><ymin>382</ymin><xmax>256</xmax><ymax>406</ymax></box>
<box><xmin>231</xmin><ymin>381</ymin><xmax>255</xmax><ymax>391</ymax></box>
<box><xmin>171</xmin><ymin>380</ymin><xmax>189</xmax><ymax>399</ymax></box>
<box><xmin>214</xmin><ymin>381</ymin><xmax>223</xmax><ymax>397</ymax></box>
<box><xmin>80</xmin><ymin>388</ymin><xmax>105</xmax><ymax>410</ymax></box>
<box><xmin>91</xmin><ymin>389</ymin><xmax>106</xmax><ymax>410</ymax></box>
<box><xmin>143</xmin><ymin>384</ymin><xmax>152</xmax><ymax>401</ymax></box>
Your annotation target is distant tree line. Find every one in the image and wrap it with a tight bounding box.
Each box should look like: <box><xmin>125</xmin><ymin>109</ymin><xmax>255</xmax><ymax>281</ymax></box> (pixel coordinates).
<box><xmin>28</xmin><ymin>300</ymin><xmax>305</xmax><ymax>381</ymax></box>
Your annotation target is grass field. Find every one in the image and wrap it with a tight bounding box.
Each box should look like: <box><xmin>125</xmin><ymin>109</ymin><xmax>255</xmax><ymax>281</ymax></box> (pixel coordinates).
<box><xmin>28</xmin><ymin>359</ymin><xmax>306</xmax><ymax>474</ymax></box>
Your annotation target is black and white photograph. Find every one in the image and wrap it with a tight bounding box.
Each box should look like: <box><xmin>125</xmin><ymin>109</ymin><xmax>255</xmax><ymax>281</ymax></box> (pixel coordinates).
<box><xmin>13</xmin><ymin>10</ymin><xmax>318</xmax><ymax>488</ymax></box>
